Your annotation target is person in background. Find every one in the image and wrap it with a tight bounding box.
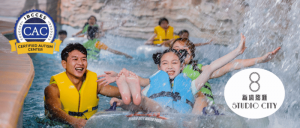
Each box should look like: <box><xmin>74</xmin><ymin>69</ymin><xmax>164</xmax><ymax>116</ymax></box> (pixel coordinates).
<box><xmin>73</xmin><ymin>15</ymin><xmax>126</xmax><ymax>37</ymax></box>
<box><xmin>82</xmin><ymin>26</ymin><xmax>133</xmax><ymax>60</ymax></box>
<box><xmin>58</xmin><ymin>30</ymin><xmax>67</xmax><ymax>42</ymax></box>
<box><xmin>145</xmin><ymin>17</ymin><xmax>178</xmax><ymax>47</ymax></box>
<box><xmin>177</xmin><ymin>29</ymin><xmax>212</xmax><ymax>47</ymax></box>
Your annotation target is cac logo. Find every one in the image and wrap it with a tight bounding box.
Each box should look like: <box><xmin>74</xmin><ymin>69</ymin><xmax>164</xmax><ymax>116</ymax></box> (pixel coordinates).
<box><xmin>15</xmin><ymin>10</ymin><xmax>55</xmax><ymax>43</ymax></box>
<box><xmin>224</xmin><ymin>68</ymin><xmax>285</xmax><ymax>119</ymax></box>
<box><xmin>9</xmin><ymin>9</ymin><xmax>61</xmax><ymax>54</ymax></box>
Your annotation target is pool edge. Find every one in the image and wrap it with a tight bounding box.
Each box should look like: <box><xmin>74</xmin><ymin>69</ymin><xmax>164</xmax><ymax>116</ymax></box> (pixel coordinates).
<box><xmin>0</xmin><ymin>31</ymin><xmax>35</xmax><ymax>128</ymax></box>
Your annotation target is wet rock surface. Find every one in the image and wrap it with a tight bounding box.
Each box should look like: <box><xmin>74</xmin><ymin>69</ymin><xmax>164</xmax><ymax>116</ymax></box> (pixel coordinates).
<box><xmin>59</xmin><ymin>0</ymin><xmax>247</xmax><ymax>44</ymax></box>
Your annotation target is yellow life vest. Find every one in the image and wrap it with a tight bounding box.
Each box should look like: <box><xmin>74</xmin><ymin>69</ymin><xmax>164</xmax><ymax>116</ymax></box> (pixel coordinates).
<box><xmin>174</xmin><ymin>35</ymin><xmax>180</xmax><ymax>39</ymax></box>
<box><xmin>47</xmin><ymin>70</ymin><xmax>99</xmax><ymax>119</ymax></box>
<box><xmin>153</xmin><ymin>26</ymin><xmax>175</xmax><ymax>45</ymax></box>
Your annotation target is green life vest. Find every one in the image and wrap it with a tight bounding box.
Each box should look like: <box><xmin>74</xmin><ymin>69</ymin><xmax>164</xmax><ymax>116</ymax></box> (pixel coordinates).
<box><xmin>82</xmin><ymin>24</ymin><xmax>99</xmax><ymax>34</ymax></box>
<box><xmin>182</xmin><ymin>64</ymin><xmax>214</xmax><ymax>103</ymax></box>
<box><xmin>82</xmin><ymin>38</ymin><xmax>100</xmax><ymax>60</ymax></box>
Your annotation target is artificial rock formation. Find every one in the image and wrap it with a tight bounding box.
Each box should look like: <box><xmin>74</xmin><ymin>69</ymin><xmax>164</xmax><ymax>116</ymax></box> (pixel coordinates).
<box><xmin>0</xmin><ymin>0</ymin><xmax>247</xmax><ymax>44</ymax></box>
<box><xmin>60</xmin><ymin>0</ymin><xmax>247</xmax><ymax>44</ymax></box>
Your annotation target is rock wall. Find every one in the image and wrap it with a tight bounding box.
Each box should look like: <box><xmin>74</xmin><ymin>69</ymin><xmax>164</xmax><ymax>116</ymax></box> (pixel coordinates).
<box><xmin>0</xmin><ymin>0</ymin><xmax>60</xmax><ymax>22</ymax></box>
<box><xmin>60</xmin><ymin>0</ymin><xmax>247</xmax><ymax>44</ymax></box>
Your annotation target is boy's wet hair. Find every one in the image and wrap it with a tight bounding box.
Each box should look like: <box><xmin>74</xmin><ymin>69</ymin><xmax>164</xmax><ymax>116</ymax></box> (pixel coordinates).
<box><xmin>158</xmin><ymin>17</ymin><xmax>169</xmax><ymax>25</ymax></box>
<box><xmin>61</xmin><ymin>43</ymin><xmax>87</xmax><ymax>61</ymax></box>
<box><xmin>87</xmin><ymin>26</ymin><xmax>99</xmax><ymax>40</ymax></box>
<box><xmin>58</xmin><ymin>30</ymin><xmax>67</xmax><ymax>35</ymax></box>
<box><xmin>178</xmin><ymin>29</ymin><xmax>189</xmax><ymax>36</ymax></box>
<box><xmin>170</xmin><ymin>38</ymin><xmax>196</xmax><ymax>64</ymax></box>
<box><xmin>153</xmin><ymin>49</ymin><xmax>188</xmax><ymax>66</ymax></box>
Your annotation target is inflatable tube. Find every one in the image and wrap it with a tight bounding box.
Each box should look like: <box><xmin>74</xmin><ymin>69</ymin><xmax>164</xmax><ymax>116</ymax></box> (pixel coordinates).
<box><xmin>136</xmin><ymin>45</ymin><xmax>168</xmax><ymax>58</ymax></box>
<box><xmin>85</xmin><ymin>110</ymin><xmax>250</xmax><ymax>128</ymax></box>
<box><xmin>85</xmin><ymin>103</ymin><xmax>251</xmax><ymax>128</ymax></box>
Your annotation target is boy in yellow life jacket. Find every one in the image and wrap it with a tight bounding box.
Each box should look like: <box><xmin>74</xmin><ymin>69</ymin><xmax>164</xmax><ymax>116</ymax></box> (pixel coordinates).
<box><xmin>44</xmin><ymin>43</ymin><xmax>121</xmax><ymax>128</ymax></box>
<box><xmin>145</xmin><ymin>17</ymin><xmax>179</xmax><ymax>47</ymax></box>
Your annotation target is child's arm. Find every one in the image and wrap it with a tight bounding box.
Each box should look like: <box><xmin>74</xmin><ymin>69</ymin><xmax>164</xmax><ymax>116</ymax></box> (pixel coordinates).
<box><xmin>106</xmin><ymin>48</ymin><xmax>133</xmax><ymax>59</ymax></box>
<box><xmin>144</xmin><ymin>34</ymin><xmax>157</xmax><ymax>45</ymax></box>
<box><xmin>195</xmin><ymin>33</ymin><xmax>246</xmax><ymax>90</ymax></box>
<box><xmin>194</xmin><ymin>39</ymin><xmax>212</xmax><ymax>47</ymax></box>
<box><xmin>138</xmin><ymin>76</ymin><xmax>150</xmax><ymax>87</ymax></box>
<box><xmin>72</xmin><ymin>29</ymin><xmax>83</xmax><ymax>37</ymax></box>
<box><xmin>160</xmin><ymin>39</ymin><xmax>175</xmax><ymax>47</ymax></box>
<box><xmin>94</xmin><ymin>41</ymin><xmax>133</xmax><ymax>58</ymax></box>
<box><xmin>192</xmin><ymin>91</ymin><xmax>208</xmax><ymax>114</ymax></box>
<box><xmin>210</xmin><ymin>47</ymin><xmax>281</xmax><ymax>79</ymax></box>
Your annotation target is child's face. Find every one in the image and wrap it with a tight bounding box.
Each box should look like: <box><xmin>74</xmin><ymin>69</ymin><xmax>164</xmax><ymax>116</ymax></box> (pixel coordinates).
<box><xmin>160</xmin><ymin>21</ymin><xmax>169</xmax><ymax>29</ymax></box>
<box><xmin>88</xmin><ymin>17</ymin><xmax>96</xmax><ymax>25</ymax></box>
<box><xmin>180</xmin><ymin>32</ymin><xmax>189</xmax><ymax>39</ymax></box>
<box><xmin>158</xmin><ymin>52</ymin><xmax>182</xmax><ymax>79</ymax></box>
<box><xmin>58</xmin><ymin>34</ymin><xmax>67</xmax><ymax>42</ymax></box>
<box><xmin>172</xmin><ymin>41</ymin><xmax>192</xmax><ymax>64</ymax></box>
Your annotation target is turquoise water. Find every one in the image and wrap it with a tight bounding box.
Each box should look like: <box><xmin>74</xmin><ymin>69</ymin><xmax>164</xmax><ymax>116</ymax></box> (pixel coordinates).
<box><xmin>13</xmin><ymin>0</ymin><xmax>300</xmax><ymax>127</ymax></box>
<box><xmin>22</xmin><ymin>7</ymin><xmax>300</xmax><ymax>126</ymax></box>
<box><xmin>21</xmin><ymin>29</ymin><xmax>290</xmax><ymax>128</ymax></box>
<box><xmin>22</xmin><ymin>33</ymin><xmax>227</xmax><ymax>127</ymax></box>
<box><xmin>22</xmin><ymin>33</ymin><xmax>277</xmax><ymax>128</ymax></box>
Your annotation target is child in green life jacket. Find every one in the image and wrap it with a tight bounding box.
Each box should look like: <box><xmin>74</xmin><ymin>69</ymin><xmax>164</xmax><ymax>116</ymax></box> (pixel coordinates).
<box><xmin>73</xmin><ymin>15</ymin><xmax>126</xmax><ymax>37</ymax></box>
<box><xmin>169</xmin><ymin>36</ymin><xmax>280</xmax><ymax>112</ymax></box>
<box><xmin>82</xmin><ymin>26</ymin><xmax>132</xmax><ymax>60</ymax></box>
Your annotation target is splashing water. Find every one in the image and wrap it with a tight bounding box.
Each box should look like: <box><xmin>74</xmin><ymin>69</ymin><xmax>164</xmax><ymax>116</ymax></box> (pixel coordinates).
<box><xmin>241</xmin><ymin>0</ymin><xmax>300</xmax><ymax>127</ymax></box>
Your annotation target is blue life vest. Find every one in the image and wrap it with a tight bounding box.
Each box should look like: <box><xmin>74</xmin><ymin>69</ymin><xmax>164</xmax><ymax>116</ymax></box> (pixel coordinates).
<box><xmin>146</xmin><ymin>70</ymin><xmax>195</xmax><ymax>113</ymax></box>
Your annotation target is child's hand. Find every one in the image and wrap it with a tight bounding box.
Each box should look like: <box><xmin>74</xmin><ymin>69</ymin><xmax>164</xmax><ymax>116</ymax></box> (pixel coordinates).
<box><xmin>97</xmin><ymin>71</ymin><xmax>118</xmax><ymax>86</ymax></box>
<box><xmin>260</xmin><ymin>47</ymin><xmax>281</xmax><ymax>63</ymax></box>
<box><xmin>236</xmin><ymin>33</ymin><xmax>247</xmax><ymax>55</ymax></box>
<box><xmin>110</xmin><ymin>97</ymin><xmax>123</xmax><ymax>106</ymax></box>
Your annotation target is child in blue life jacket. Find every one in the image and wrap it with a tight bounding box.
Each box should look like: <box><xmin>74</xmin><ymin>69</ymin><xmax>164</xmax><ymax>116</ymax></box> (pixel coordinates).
<box><xmin>106</xmin><ymin>35</ymin><xmax>246</xmax><ymax>113</ymax></box>
<box><xmin>99</xmin><ymin>34</ymin><xmax>280</xmax><ymax>113</ymax></box>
